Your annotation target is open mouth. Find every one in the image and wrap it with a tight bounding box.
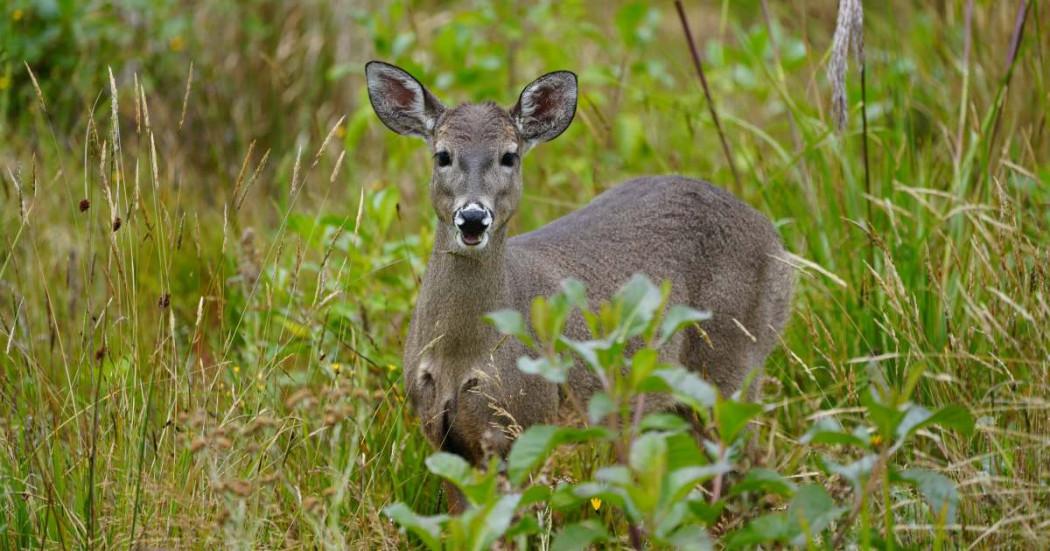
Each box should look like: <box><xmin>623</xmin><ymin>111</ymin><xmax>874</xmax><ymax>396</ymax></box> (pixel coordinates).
<box><xmin>460</xmin><ymin>230</ymin><xmax>483</xmax><ymax>246</ymax></box>
<box><xmin>457</xmin><ymin>230</ymin><xmax>487</xmax><ymax>248</ymax></box>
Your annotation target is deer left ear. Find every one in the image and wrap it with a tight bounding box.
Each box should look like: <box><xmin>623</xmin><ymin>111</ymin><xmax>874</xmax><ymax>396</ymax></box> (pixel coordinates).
<box><xmin>510</xmin><ymin>71</ymin><xmax>577</xmax><ymax>148</ymax></box>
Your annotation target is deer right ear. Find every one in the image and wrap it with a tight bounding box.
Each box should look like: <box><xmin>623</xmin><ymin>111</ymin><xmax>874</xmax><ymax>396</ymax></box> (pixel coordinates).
<box><xmin>365</xmin><ymin>61</ymin><xmax>445</xmax><ymax>138</ymax></box>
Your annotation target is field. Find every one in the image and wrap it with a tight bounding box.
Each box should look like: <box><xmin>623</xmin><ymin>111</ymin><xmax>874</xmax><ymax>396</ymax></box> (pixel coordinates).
<box><xmin>1</xmin><ymin>0</ymin><xmax>1048</xmax><ymax>548</ymax></box>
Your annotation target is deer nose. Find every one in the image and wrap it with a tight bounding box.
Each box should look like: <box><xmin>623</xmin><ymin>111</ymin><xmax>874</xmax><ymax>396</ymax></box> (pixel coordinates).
<box><xmin>454</xmin><ymin>203</ymin><xmax>492</xmax><ymax>246</ymax></box>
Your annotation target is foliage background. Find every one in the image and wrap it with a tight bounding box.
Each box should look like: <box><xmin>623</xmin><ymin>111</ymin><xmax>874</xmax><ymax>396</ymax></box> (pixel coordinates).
<box><xmin>1</xmin><ymin>0</ymin><xmax>1047</xmax><ymax>547</ymax></box>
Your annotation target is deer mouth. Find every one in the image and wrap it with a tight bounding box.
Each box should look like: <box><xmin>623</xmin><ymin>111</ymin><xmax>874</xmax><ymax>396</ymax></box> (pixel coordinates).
<box><xmin>456</xmin><ymin>229</ymin><xmax>488</xmax><ymax>248</ymax></box>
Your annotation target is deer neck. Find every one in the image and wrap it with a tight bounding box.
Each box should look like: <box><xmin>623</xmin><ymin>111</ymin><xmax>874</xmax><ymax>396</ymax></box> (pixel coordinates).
<box><xmin>415</xmin><ymin>225</ymin><xmax>511</xmax><ymax>354</ymax></box>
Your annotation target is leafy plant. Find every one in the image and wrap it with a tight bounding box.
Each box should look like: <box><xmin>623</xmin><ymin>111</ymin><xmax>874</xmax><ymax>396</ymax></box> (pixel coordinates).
<box><xmin>385</xmin><ymin>276</ymin><xmax>975</xmax><ymax>548</ymax></box>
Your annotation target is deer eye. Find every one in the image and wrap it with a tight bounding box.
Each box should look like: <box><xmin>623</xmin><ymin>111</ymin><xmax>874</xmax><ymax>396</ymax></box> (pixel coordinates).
<box><xmin>435</xmin><ymin>150</ymin><xmax>452</xmax><ymax>167</ymax></box>
<box><xmin>500</xmin><ymin>152</ymin><xmax>518</xmax><ymax>167</ymax></box>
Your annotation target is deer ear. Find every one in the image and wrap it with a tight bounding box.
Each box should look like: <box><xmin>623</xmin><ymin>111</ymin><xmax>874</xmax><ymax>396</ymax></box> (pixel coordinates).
<box><xmin>365</xmin><ymin>61</ymin><xmax>445</xmax><ymax>138</ymax></box>
<box><xmin>511</xmin><ymin>71</ymin><xmax>577</xmax><ymax>147</ymax></box>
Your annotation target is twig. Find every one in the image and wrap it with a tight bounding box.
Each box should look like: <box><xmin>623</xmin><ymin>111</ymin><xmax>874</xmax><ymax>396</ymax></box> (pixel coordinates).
<box><xmin>674</xmin><ymin>1</ymin><xmax>742</xmax><ymax>192</ymax></box>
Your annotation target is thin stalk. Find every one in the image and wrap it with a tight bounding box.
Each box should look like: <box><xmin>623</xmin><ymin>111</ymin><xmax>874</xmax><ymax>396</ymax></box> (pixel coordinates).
<box><xmin>674</xmin><ymin>0</ymin><xmax>743</xmax><ymax>192</ymax></box>
<box><xmin>985</xmin><ymin>0</ymin><xmax>1031</xmax><ymax>180</ymax></box>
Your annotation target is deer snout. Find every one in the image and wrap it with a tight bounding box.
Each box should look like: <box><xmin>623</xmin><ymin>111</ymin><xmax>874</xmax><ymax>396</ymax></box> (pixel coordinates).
<box><xmin>453</xmin><ymin>203</ymin><xmax>492</xmax><ymax>247</ymax></box>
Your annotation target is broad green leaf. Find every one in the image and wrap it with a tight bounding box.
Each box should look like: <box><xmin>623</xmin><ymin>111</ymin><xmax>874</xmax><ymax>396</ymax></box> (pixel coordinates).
<box><xmin>730</xmin><ymin>468</ymin><xmax>797</xmax><ymax>497</ymax></box>
<box><xmin>629</xmin><ymin>432</ymin><xmax>667</xmax><ymax>510</ymax></box>
<box><xmin>552</xmin><ymin>520</ymin><xmax>610</xmax><ymax>551</ymax></box>
<box><xmin>587</xmin><ymin>391</ymin><xmax>616</xmax><ymax>424</ymax></box>
<box><xmin>645</xmin><ymin>367</ymin><xmax>717</xmax><ymax>410</ymax></box>
<box><xmin>560</xmin><ymin>337</ymin><xmax>605</xmax><ymax>373</ymax></box>
<box><xmin>667</xmin><ymin>462</ymin><xmax>731</xmax><ymax>503</ymax></box>
<box><xmin>629</xmin><ymin>348</ymin><xmax>660</xmax><ymax>387</ymax></box>
<box><xmin>663</xmin><ymin>524</ymin><xmax>713</xmax><ymax>551</ymax></box>
<box><xmin>725</xmin><ymin>513</ymin><xmax>790</xmax><ymax>548</ymax></box>
<box><xmin>787</xmin><ymin>484</ymin><xmax>845</xmax><ymax>545</ymax></box>
<box><xmin>715</xmin><ymin>399</ymin><xmax>763</xmax><ymax>444</ymax></box>
<box><xmin>425</xmin><ymin>452</ymin><xmax>473</xmax><ymax>491</ymax></box>
<box><xmin>506</xmin><ymin>425</ymin><xmax>606</xmax><ymax>485</ymax></box>
<box><xmin>516</xmin><ymin>355</ymin><xmax>569</xmax><ymax>384</ymax></box>
<box><xmin>560</xmin><ymin>278</ymin><xmax>588</xmax><ymax>310</ymax></box>
<box><xmin>595</xmin><ymin>465</ymin><xmax>632</xmax><ymax>486</ymax></box>
<box><xmin>506</xmin><ymin>515</ymin><xmax>541</xmax><ymax>539</ymax></box>
<box><xmin>801</xmin><ymin>417</ymin><xmax>871</xmax><ymax>449</ymax></box>
<box><xmin>614</xmin><ymin>274</ymin><xmax>663</xmax><ymax>338</ymax></box>
<box><xmin>485</xmin><ymin>309</ymin><xmax>533</xmax><ymax>347</ymax></box>
<box><xmin>897</xmin><ymin>404</ymin><xmax>974</xmax><ymax>441</ymax></box>
<box><xmin>861</xmin><ymin>387</ymin><xmax>904</xmax><ymax>441</ymax></box>
<box><xmin>476</xmin><ymin>493</ymin><xmax>521</xmax><ymax>549</ymax></box>
<box><xmin>658</xmin><ymin>304</ymin><xmax>711</xmax><ymax>346</ymax></box>
<box><xmin>519</xmin><ymin>484</ymin><xmax>552</xmax><ymax>508</ymax></box>
<box><xmin>383</xmin><ymin>502</ymin><xmax>447</xmax><ymax>550</ymax></box>
<box><xmin>822</xmin><ymin>454</ymin><xmax>877</xmax><ymax>493</ymax></box>
<box><xmin>640</xmin><ymin>413</ymin><xmax>691</xmax><ymax>433</ymax></box>
<box><xmin>898</xmin><ymin>468</ymin><xmax>960</xmax><ymax>524</ymax></box>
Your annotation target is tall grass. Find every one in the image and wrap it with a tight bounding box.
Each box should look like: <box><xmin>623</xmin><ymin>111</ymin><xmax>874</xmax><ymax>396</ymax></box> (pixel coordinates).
<box><xmin>1</xmin><ymin>0</ymin><xmax>1047</xmax><ymax>547</ymax></box>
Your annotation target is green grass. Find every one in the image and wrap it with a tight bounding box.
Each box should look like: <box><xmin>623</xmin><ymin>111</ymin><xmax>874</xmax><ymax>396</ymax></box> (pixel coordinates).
<box><xmin>1</xmin><ymin>0</ymin><xmax>1048</xmax><ymax>548</ymax></box>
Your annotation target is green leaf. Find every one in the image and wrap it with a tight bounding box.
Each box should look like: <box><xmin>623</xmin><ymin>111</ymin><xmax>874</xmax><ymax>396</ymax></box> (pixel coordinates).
<box><xmin>725</xmin><ymin>513</ymin><xmax>790</xmax><ymax>548</ymax></box>
<box><xmin>587</xmin><ymin>392</ymin><xmax>616</xmax><ymax>425</ymax></box>
<box><xmin>552</xmin><ymin>520</ymin><xmax>610</xmax><ymax>551</ymax></box>
<box><xmin>821</xmin><ymin>454</ymin><xmax>877</xmax><ymax>493</ymax></box>
<box><xmin>383</xmin><ymin>502</ymin><xmax>447</xmax><ymax>550</ymax></box>
<box><xmin>801</xmin><ymin>417</ymin><xmax>871</xmax><ymax>448</ymax></box>
<box><xmin>715</xmin><ymin>399</ymin><xmax>763</xmax><ymax>444</ymax></box>
<box><xmin>658</xmin><ymin>304</ymin><xmax>711</xmax><ymax>346</ymax></box>
<box><xmin>559</xmin><ymin>278</ymin><xmax>588</xmax><ymax>310</ymax></box>
<box><xmin>519</xmin><ymin>484</ymin><xmax>552</xmax><ymax>508</ymax></box>
<box><xmin>506</xmin><ymin>515</ymin><xmax>541</xmax><ymax>539</ymax></box>
<box><xmin>640</xmin><ymin>413</ymin><xmax>691</xmax><ymax>433</ymax></box>
<box><xmin>506</xmin><ymin>425</ymin><xmax>606</xmax><ymax>485</ymax></box>
<box><xmin>629</xmin><ymin>432</ymin><xmax>667</xmax><ymax>510</ymax></box>
<box><xmin>516</xmin><ymin>355</ymin><xmax>569</xmax><ymax>384</ymax></box>
<box><xmin>897</xmin><ymin>404</ymin><xmax>974</xmax><ymax>441</ymax></box>
<box><xmin>730</xmin><ymin>468</ymin><xmax>797</xmax><ymax>497</ymax></box>
<box><xmin>898</xmin><ymin>468</ymin><xmax>960</xmax><ymax>524</ymax></box>
<box><xmin>667</xmin><ymin>462</ymin><xmax>731</xmax><ymax>503</ymax></box>
<box><xmin>861</xmin><ymin>387</ymin><xmax>903</xmax><ymax>441</ymax></box>
<box><xmin>663</xmin><ymin>524</ymin><xmax>713</xmax><ymax>551</ymax></box>
<box><xmin>645</xmin><ymin>367</ymin><xmax>717</xmax><ymax>410</ymax></box>
<box><xmin>786</xmin><ymin>484</ymin><xmax>845</xmax><ymax>544</ymax></box>
<box><xmin>485</xmin><ymin>309</ymin><xmax>533</xmax><ymax>347</ymax></box>
<box><xmin>476</xmin><ymin>493</ymin><xmax>521</xmax><ymax>549</ymax></box>
<box><xmin>425</xmin><ymin>452</ymin><xmax>473</xmax><ymax>490</ymax></box>
<box><xmin>530</xmin><ymin>296</ymin><xmax>551</xmax><ymax>343</ymax></box>
<box><xmin>560</xmin><ymin>337</ymin><xmax>606</xmax><ymax>373</ymax></box>
<box><xmin>614</xmin><ymin>274</ymin><xmax>663</xmax><ymax>339</ymax></box>
<box><xmin>629</xmin><ymin>348</ymin><xmax>660</xmax><ymax>387</ymax></box>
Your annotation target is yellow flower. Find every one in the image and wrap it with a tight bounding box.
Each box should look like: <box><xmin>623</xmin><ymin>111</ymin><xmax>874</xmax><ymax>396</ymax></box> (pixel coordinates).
<box><xmin>870</xmin><ymin>434</ymin><xmax>883</xmax><ymax>447</ymax></box>
<box><xmin>12</xmin><ymin>9</ymin><xmax>24</xmax><ymax>21</ymax></box>
<box><xmin>233</xmin><ymin>365</ymin><xmax>240</xmax><ymax>374</ymax></box>
<box><xmin>590</xmin><ymin>497</ymin><xmax>602</xmax><ymax>511</ymax></box>
<box><xmin>331</xmin><ymin>363</ymin><xmax>343</xmax><ymax>375</ymax></box>
<box><xmin>169</xmin><ymin>35</ymin><xmax>185</xmax><ymax>53</ymax></box>
<box><xmin>335</xmin><ymin>125</ymin><xmax>346</xmax><ymax>139</ymax></box>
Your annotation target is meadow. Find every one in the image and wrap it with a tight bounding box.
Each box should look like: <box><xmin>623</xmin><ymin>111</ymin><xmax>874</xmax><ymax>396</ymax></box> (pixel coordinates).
<box><xmin>1</xmin><ymin>0</ymin><xmax>1047</xmax><ymax>548</ymax></box>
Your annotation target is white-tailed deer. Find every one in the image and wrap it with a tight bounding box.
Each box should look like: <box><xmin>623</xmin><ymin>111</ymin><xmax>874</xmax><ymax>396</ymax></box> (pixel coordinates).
<box><xmin>366</xmin><ymin>60</ymin><xmax>793</xmax><ymax>477</ymax></box>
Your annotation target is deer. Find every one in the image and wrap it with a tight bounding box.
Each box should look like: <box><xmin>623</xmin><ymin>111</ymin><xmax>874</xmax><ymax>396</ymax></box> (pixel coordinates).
<box><xmin>365</xmin><ymin>61</ymin><xmax>794</xmax><ymax>510</ymax></box>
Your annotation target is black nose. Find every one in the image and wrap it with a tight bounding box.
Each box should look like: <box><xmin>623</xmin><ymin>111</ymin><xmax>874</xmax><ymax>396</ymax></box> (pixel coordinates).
<box><xmin>454</xmin><ymin>205</ymin><xmax>491</xmax><ymax>236</ymax></box>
